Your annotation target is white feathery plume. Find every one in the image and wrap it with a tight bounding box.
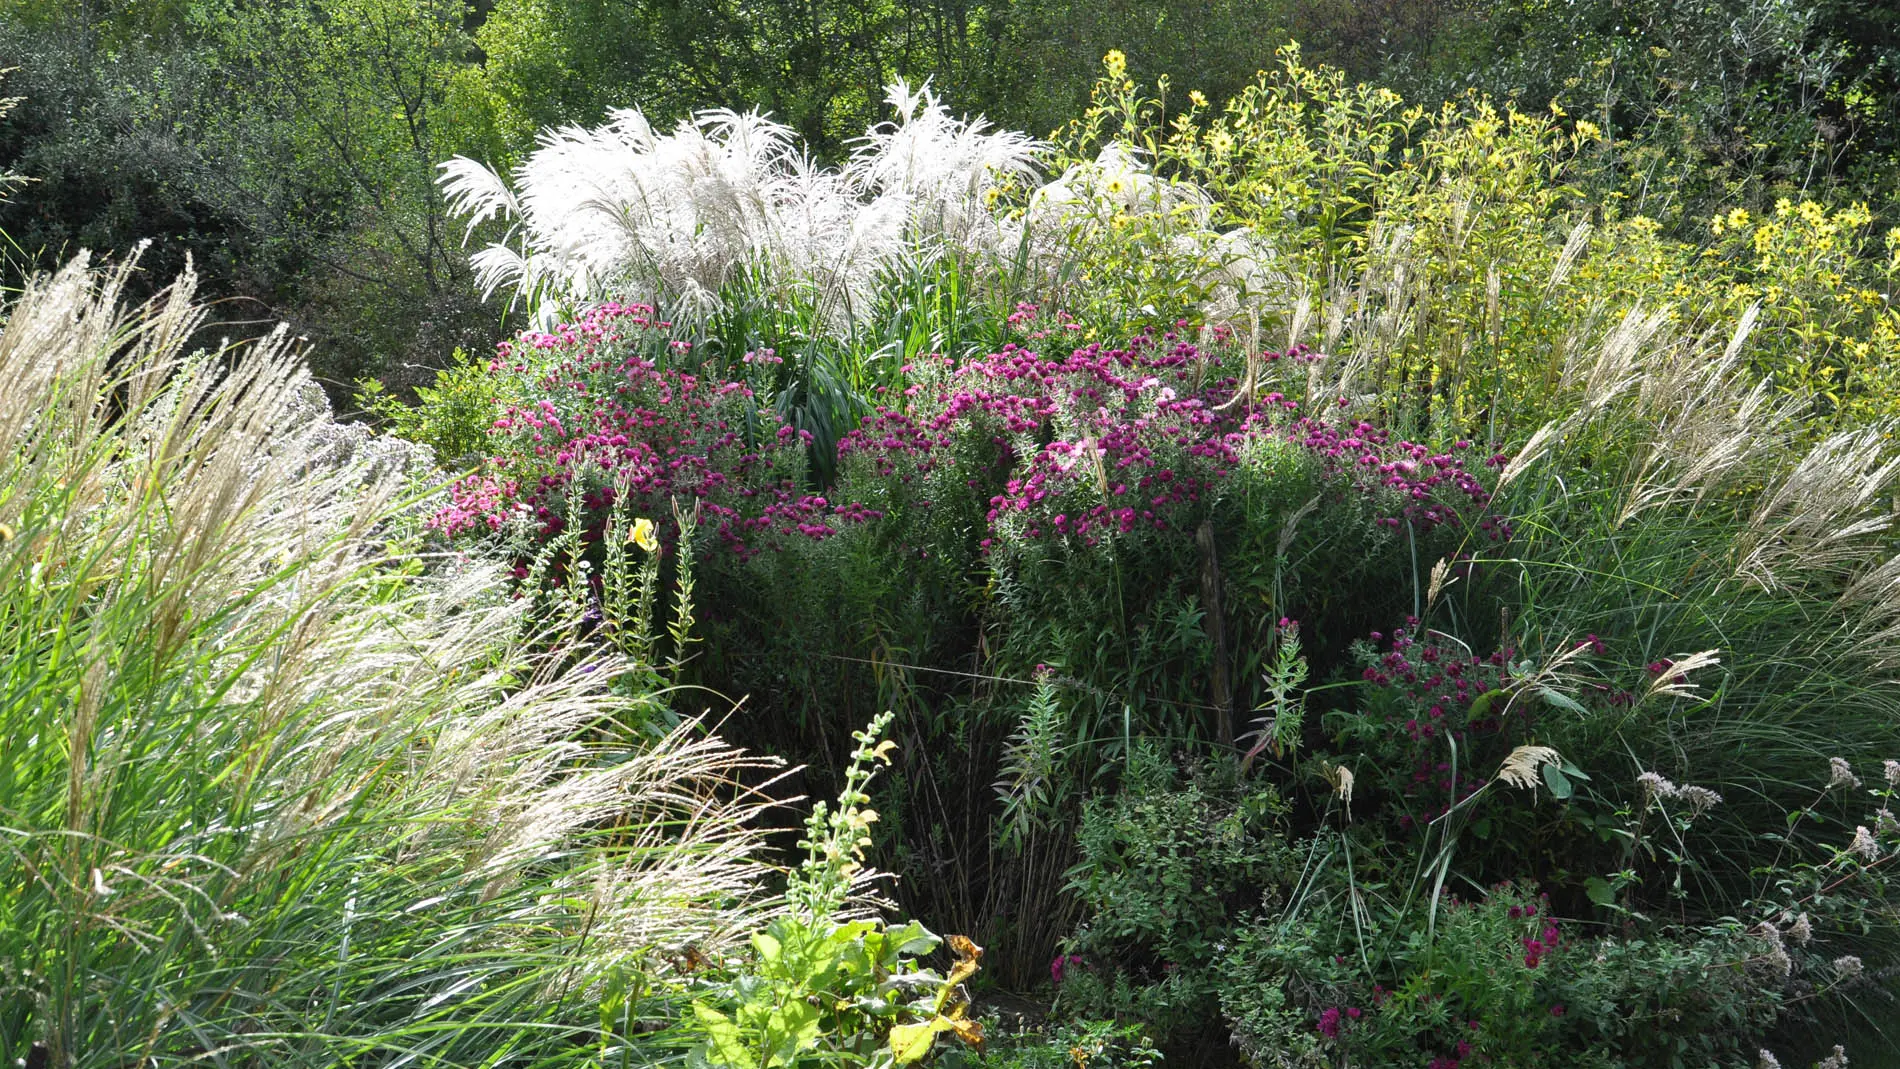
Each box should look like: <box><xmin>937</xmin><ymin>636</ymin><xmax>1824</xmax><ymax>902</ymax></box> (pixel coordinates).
<box><xmin>1498</xmin><ymin>745</ymin><xmax>1563</xmax><ymax>790</ymax></box>
<box><xmin>1642</xmin><ymin>649</ymin><xmax>1721</xmax><ymax>703</ymax></box>
<box><xmin>443</xmin><ymin>84</ymin><xmax>1047</xmax><ymax>326</ymax></box>
<box><xmin>1738</xmin><ymin>427</ymin><xmax>1900</xmax><ymax>591</ymax></box>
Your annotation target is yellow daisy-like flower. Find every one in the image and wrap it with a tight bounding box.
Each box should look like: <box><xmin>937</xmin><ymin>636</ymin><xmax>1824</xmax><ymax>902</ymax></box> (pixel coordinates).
<box><xmin>630</xmin><ymin>517</ymin><xmax>659</xmax><ymax>552</ymax></box>
<box><xmin>1188</xmin><ymin>89</ymin><xmax>1208</xmax><ymax>107</ymax></box>
<box><xmin>1103</xmin><ymin>50</ymin><xmax>1126</xmax><ymax>78</ymax></box>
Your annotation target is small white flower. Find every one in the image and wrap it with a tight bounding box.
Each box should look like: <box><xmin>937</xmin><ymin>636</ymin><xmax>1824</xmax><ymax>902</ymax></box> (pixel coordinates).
<box><xmin>1756</xmin><ymin>1050</ymin><xmax>1782</xmax><ymax>1069</ymax></box>
<box><xmin>1677</xmin><ymin>785</ymin><xmax>1723</xmax><ymax>817</ymax></box>
<box><xmin>1786</xmin><ymin>912</ymin><xmax>1812</xmax><ymax>946</ymax></box>
<box><xmin>1637</xmin><ymin>770</ymin><xmax>1678</xmax><ymax>801</ymax></box>
<box><xmin>1850</xmin><ymin>825</ymin><xmax>1880</xmax><ymax>862</ymax></box>
<box><xmin>1885</xmin><ymin>758</ymin><xmax>1900</xmax><ymax>787</ymax></box>
<box><xmin>1816</xmin><ymin>1044</ymin><xmax>1848</xmax><ymax>1069</ymax></box>
<box><xmin>1833</xmin><ymin>955</ymin><xmax>1863</xmax><ymax>979</ymax></box>
<box><xmin>1755</xmin><ymin>921</ymin><xmax>1792</xmax><ymax>979</ymax></box>
<box><xmin>1829</xmin><ymin>757</ymin><xmax>1860</xmax><ymax>789</ymax></box>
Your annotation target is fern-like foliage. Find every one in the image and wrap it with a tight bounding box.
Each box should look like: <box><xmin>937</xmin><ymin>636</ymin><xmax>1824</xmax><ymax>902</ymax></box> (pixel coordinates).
<box><xmin>1241</xmin><ymin>623</ymin><xmax>1308</xmax><ymax>772</ymax></box>
<box><xmin>994</xmin><ymin>671</ymin><xmax>1069</xmax><ymax>850</ymax></box>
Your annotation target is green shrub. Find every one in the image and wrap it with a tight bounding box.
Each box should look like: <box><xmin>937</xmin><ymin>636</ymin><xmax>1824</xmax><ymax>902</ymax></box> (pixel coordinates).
<box><xmin>354</xmin><ymin>344</ymin><xmax>505</xmax><ymax>465</ymax></box>
<box><xmin>1055</xmin><ymin>751</ymin><xmax>1295</xmax><ymax>1045</ymax></box>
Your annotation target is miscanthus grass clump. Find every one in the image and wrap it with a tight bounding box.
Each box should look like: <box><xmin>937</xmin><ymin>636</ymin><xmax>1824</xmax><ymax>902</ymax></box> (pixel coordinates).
<box><xmin>0</xmin><ymin>256</ymin><xmax>781</xmax><ymax>1065</ymax></box>
<box><xmin>441</xmin><ymin>80</ymin><xmax>1043</xmax><ymax>325</ymax></box>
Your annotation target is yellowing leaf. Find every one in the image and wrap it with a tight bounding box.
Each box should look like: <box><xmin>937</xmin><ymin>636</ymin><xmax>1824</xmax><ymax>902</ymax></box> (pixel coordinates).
<box><xmin>891</xmin><ymin>1020</ymin><xmax>950</xmax><ymax>1063</ymax></box>
<box><xmin>944</xmin><ymin>934</ymin><xmax>983</xmax><ymax>989</ymax></box>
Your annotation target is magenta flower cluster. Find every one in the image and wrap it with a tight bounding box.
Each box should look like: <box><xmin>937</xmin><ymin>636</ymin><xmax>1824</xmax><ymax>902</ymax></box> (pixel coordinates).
<box><xmin>838</xmin><ymin>330</ymin><xmax>1505</xmax><ymax>554</ymax></box>
<box><xmin>1351</xmin><ymin>623</ymin><xmax>1537</xmax><ymax>827</ymax></box>
<box><xmin>429</xmin><ymin>302</ymin><xmax>862</xmax><ymax>559</ymax></box>
<box><xmin>433</xmin><ymin>309</ymin><xmax>1510</xmax><ymax>569</ymax></box>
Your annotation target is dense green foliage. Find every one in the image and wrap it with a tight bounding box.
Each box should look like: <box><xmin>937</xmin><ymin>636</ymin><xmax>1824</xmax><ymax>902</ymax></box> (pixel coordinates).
<box><xmin>6</xmin><ymin>0</ymin><xmax>1900</xmax><ymax>397</ymax></box>
<box><xmin>9</xmin><ymin>2</ymin><xmax>1900</xmax><ymax>1066</ymax></box>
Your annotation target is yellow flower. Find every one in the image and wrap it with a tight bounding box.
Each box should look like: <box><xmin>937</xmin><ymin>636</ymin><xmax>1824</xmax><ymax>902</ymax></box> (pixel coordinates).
<box><xmin>1188</xmin><ymin>89</ymin><xmax>1208</xmax><ymax>107</ymax></box>
<box><xmin>1103</xmin><ymin>50</ymin><xmax>1127</xmax><ymax>79</ymax></box>
<box><xmin>1574</xmin><ymin>120</ymin><xmax>1601</xmax><ymax>141</ymax></box>
<box><xmin>630</xmin><ymin>517</ymin><xmax>659</xmax><ymax>552</ymax></box>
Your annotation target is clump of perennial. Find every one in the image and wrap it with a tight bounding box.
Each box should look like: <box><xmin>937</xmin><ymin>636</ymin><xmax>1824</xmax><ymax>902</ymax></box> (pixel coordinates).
<box><xmin>842</xmin><ymin>330</ymin><xmax>1504</xmax><ymax>554</ymax></box>
<box><xmin>435</xmin><ymin>312</ymin><xmax>1510</xmax><ymax>580</ymax></box>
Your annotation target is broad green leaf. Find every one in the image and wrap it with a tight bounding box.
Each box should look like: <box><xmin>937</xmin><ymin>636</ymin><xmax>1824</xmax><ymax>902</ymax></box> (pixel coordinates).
<box><xmin>763</xmin><ymin>1001</ymin><xmax>822</xmax><ymax>1067</ymax></box>
<box><xmin>1466</xmin><ymin>688</ymin><xmax>1507</xmax><ymax>720</ymax></box>
<box><xmin>1584</xmin><ymin>876</ymin><xmax>1616</xmax><ymax>908</ymax></box>
<box><xmin>886</xmin><ymin>919</ymin><xmax>940</xmax><ymax>958</ymax></box>
<box><xmin>1537</xmin><ymin>686</ymin><xmax>1588</xmax><ymax>716</ymax></box>
<box><xmin>1542</xmin><ymin>762</ymin><xmax>1573</xmax><ymax>800</ymax></box>
<box><xmin>692</xmin><ymin>1004</ymin><xmax>759</xmax><ymax>1069</ymax></box>
<box><xmin>891</xmin><ymin>1019</ymin><xmax>951</xmax><ymax>1063</ymax></box>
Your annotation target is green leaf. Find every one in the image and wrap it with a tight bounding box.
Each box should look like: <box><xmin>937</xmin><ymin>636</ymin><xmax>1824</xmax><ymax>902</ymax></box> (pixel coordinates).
<box><xmin>1542</xmin><ymin>762</ymin><xmax>1574</xmax><ymax>800</ymax></box>
<box><xmin>763</xmin><ymin>1000</ymin><xmax>822</xmax><ymax>1066</ymax></box>
<box><xmin>886</xmin><ymin>919</ymin><xmax>940</xmax><ymax>959</ymax></box>
<box><xmin>1466</xmin><ymin>688</ymin><xmax>1507</xmax><ymax>720</ymax></box>
<box><xmin>1584</xmin><ymin>875</ymin><xmax>1616</xmax><ymax>908</ymax></box>
<box><xmin>692</xmin><ymin>1003</ymin><xmax>759</xmax><ymax>1069</ymax></box>
<box><xmin>1537</xmin><ymin>686</ymin><xmax>1588</xmax><ymax>716</ymax></box>
<box><xmin>891</xmin><ymin>1019</ymin><xmax>951</xmax><ymax>1063</ymax></box>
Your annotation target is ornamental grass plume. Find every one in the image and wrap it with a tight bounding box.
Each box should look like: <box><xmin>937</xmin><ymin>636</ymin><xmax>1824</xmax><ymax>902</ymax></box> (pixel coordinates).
<box><xmin>1738</xmin><ymin>426</ymin><xmax>1900</xmax><ymax>591</ymax></box>
<box><xmin>1498</xmin><ymin>746</ymin><xmax>1564</xmax><ymax>790</ymax></box>
<box><xmin>441</xmin><ymin>81</ymin><xmax>1044</xmax><ymax>326</ymax></box>
<box><xmin>0</xmin><ymin>256</ymin><xmax>782</xmax><ymax>1063</ymax></box>
<box><xmin>1641</xmin><ymin>649</ymin><xmax>1722</xmax><ymax>703</ymax></box>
